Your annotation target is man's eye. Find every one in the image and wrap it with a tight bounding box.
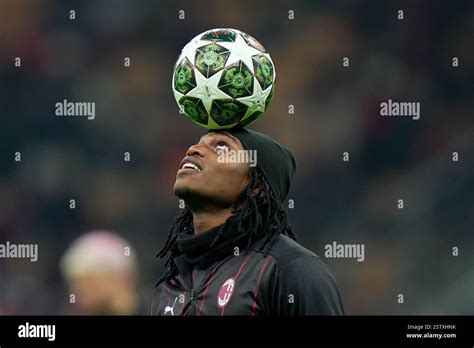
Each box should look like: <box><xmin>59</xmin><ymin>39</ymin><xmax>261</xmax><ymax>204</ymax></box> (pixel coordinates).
<box><xmin>215</xmin><ymin>144</ymin><xmax>230</xmax><ymax>153</ymax></box>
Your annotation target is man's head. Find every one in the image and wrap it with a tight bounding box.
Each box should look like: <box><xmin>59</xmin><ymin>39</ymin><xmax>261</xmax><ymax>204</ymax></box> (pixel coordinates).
<box><xmin>173</xmin><ymin>129</ymin><xmax>296</xmax><ymax>212</ymax></box>
<box><xmin>173</xmin><ymin>131</ymin><xmax>251</xmax><ymax>212</ymax></box>
<box><xmin>157</xmin><ymin>129</ymin><xmax>297</xmax><ymax>285</ymax></box>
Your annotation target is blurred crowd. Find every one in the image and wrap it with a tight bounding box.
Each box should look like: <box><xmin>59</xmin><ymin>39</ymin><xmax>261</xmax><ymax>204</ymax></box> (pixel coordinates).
<box><xmin>0</xmin><ymin>0</ymin><xmax>472</xmax><ymax>315</ymax></box>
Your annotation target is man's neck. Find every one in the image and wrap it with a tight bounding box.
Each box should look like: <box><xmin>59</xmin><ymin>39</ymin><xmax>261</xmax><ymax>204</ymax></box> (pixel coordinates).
<box><xmin>192</xmin><ymin>207</ymin><xmax>233</xmax><ymax>234</ymax></box>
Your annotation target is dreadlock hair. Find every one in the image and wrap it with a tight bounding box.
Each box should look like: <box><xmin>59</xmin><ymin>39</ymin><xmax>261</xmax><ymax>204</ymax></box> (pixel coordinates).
<box><xmin>155</xmin><ymin>166</ymin><xmax>297</xmax><ymax>287</ymax></box>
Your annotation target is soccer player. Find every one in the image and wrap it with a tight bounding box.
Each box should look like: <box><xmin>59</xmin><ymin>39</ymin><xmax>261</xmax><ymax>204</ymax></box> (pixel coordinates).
<box><xmin>153</xmin><ymin>129</ymin><xmax>344</xmax><ymax>315</ymax></box>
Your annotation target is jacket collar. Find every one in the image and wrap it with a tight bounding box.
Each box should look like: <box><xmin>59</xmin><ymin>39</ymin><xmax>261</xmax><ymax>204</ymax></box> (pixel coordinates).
<box><xmin>173</xmin><ymin>218</ymin><xmax>247</xmax><ymax>269</ymax></box>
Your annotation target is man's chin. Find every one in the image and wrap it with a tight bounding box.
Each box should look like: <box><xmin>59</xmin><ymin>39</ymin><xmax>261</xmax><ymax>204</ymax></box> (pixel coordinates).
<box><xmin>173</xmin><ymin>183</ymin><xmax>200</xmax><ymax>201</ymax></box>
<box><xmin>173</xmin><ymin>184</ymin><xmax>232</xmax><ymax>211</ymax></box>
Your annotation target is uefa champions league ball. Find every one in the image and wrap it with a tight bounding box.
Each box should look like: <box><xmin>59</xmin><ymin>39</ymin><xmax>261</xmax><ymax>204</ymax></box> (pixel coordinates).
<box><xmin>172</xmin><ymin>28</ymin><xmax>276</xmax><ymax>130</ymax></box>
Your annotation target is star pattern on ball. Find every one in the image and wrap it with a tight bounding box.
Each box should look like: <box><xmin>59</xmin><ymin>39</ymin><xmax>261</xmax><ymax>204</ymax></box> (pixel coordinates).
<box><xmin>186</xmin><ymin>69</ymin><xmax>230</xmax><ymax>113</ymax></box>
<box><xmin>238</xmin><ymin>81</ymin><xmax>272</xmax><ymax>115</ymax></box>
<box><xmin>217</xmin><ymin>33</ymin><xmax>262</xmax><ymax>73</ymax></box>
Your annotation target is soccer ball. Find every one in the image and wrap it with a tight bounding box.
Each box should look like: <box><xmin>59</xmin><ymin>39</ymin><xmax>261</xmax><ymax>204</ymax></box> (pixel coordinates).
<box><xmin>172</xmin><ymin>28</ymin><xmax>276</xmax><ymax>130</ymax></box>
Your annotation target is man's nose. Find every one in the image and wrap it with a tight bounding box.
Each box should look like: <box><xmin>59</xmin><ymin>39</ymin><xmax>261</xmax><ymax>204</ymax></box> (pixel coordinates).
<box><xmin>186</xmin><ymin>143</ymin><xmax>205</xmax><ymax>157</ymax></box>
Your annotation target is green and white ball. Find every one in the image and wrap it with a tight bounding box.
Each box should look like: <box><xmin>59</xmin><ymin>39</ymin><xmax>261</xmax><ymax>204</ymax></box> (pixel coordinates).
<box><xmin>172</xmin><ymin>28</ymin><xmax>276</xmax><ymax>130</ymax></box>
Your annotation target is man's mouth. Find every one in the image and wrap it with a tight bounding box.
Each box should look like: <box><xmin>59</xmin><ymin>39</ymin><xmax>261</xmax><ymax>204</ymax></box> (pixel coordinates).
<box><xmin>181</xmin><ymin>162</ymin><xmax>200</xmax><ymax>171</ymax></box>
<box><xmin>178</xmin><ymin>156</ymin><xmax>202</xmax><ymax>174</ymax></box>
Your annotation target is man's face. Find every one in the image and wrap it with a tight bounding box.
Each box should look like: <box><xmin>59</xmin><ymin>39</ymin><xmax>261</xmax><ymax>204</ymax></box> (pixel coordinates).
<box><xmin>174</xmin><ymin>131</ymin><xmax>250</xmax><ymax>209</ymax></box>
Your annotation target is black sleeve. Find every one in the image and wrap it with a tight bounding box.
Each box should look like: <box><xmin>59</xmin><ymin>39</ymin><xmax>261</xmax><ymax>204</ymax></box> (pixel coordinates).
<box><xmin>271</xmin><ymin>256</ymin><xmax>345</xmax><ymax>315</ymax></box>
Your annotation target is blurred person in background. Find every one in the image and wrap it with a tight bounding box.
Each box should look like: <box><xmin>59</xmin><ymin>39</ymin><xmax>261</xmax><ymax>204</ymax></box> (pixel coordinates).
<box><xmin>60</xmin><ymin>230</ymin><xmax>138</xmax><ymax>315</ymax></box>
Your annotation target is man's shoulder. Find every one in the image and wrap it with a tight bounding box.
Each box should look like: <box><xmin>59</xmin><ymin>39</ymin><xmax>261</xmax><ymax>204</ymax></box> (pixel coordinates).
<box><xmin>248</xmin><ymin>234</ymin><xmax>322</xmax><ymax>273</ymax></box>
<box><xmin>247</xmin><ymin>234</ymin><xmax>345</xmax><ymax>315</ymax></box>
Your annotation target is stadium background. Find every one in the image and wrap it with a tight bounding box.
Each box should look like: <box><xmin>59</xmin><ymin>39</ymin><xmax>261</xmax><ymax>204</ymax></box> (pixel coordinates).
<box><xmin>0</xmin><ymin>0</ymin><xmax>472</xmax><ymax>314</ymax></box>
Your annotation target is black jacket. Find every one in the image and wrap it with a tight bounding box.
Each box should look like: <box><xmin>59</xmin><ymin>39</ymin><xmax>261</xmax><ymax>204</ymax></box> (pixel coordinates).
<box><xmin>153</xmin><ymin>222</ymin><xmax>344</xmax><ymax>316</ymax></box>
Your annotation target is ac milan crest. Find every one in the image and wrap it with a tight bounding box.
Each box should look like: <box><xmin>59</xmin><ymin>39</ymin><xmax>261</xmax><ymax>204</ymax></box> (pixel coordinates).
<box><xmin>217</xmin><ymin>277</ymin><xmax>235</xmax><ymax>308</ymax></box>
